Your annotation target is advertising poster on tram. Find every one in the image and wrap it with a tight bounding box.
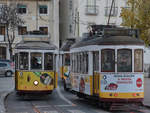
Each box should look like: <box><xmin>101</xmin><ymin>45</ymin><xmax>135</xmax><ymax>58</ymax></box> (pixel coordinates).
<box><xmin>79</xmin><ymin>76</ymin><xmax>90</xmax><ymax>95</ymax></box>
<box><xmin>71</xmin><ymin>74</ymin><xmax>90</xmax><ymax>95</ymax></box>
<box><xmin>100</xmin><ymin>74</ymin><xmax>144</xmax><ymax>92</ymax></box>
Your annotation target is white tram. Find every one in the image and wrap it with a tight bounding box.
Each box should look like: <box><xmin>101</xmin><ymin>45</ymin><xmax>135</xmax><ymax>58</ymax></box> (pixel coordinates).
<box><xmin>69</xmin><ymin>27</ymin><xmax>145</xmax><ymax>108</ymax></box>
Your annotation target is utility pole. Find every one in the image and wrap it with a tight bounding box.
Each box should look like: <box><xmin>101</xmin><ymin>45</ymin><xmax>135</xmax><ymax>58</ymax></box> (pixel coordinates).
<box><xmin>107</xmin><ymin>0</ymin><xmax>115</xmax><ymax>25</ymax></box>
<box><xmin>77</xmin><ymin>11</ymin><xmax>80</xmax><ymax>37</ymax></box>
<box><xmin>36</xmin><ymin>0</ymin><xmax>39</xmax><ymax>30</ymax></box>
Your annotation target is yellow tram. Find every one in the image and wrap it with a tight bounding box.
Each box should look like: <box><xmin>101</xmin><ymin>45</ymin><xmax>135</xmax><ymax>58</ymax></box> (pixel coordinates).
<box><xmin>70</xmin><ymin>26</ymin><xmax>145</xmax><ymax>108</ymax></box>
<box><xmin>59</xmin><ymin>39</ymin><xmax>75</xmax><ymax>90</ymax></box>
<box><xmin>15</xmin><ymin>41</ymin><xmax>58</xmax><ymax>95</ymax></box>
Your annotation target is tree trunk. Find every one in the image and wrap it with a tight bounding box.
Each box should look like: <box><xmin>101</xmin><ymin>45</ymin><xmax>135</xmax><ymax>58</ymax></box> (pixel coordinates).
<box><xmin>8</xmin><ymin>43</ymin><xmax>13</xmax><ymax>60</ymax></box>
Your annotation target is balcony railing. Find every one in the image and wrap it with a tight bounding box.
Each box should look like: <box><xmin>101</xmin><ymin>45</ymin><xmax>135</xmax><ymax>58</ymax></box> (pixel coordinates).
<box><xmin>105</xmin><ymin>7</ymin><xmax>118</xmax><ymax>17</ymax></box>
<box><xmin>85</xmin><ymin>5</ymin><xmax>99</xmax><ymax>15</ymax></box>
<box><xmin>22</xmin><ymin>30</ymin><xmax>50</xmax><ymax>42</ymax></box>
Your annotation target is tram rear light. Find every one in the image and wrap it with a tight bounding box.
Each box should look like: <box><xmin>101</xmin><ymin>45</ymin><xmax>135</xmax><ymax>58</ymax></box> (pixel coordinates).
<box><xmin>133</xmin><ymin>93</ymin><xmax>137</xmax><ymax>97</ymax></box>
<box><xmin>114</xmin><ymin>93</ymin><xmax>118</xmax><ymax>97</ymax></box>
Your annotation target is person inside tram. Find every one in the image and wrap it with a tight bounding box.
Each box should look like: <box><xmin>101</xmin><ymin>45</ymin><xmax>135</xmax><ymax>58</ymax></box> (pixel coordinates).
<box><xmin>31</xmin><ymin>57</ymin><xmax>40</xmax><ymax>69</ymax></box>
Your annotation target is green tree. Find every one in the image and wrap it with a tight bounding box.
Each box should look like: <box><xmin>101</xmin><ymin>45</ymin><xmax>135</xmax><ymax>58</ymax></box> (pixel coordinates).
<box><xmin>120</xmin><ymin>0</ymin><xmax>150</xmax><ymax>45</ymax></box>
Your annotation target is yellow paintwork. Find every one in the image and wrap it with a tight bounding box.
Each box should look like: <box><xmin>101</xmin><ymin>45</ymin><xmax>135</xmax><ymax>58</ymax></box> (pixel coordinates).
<box><xmin>55</xmin><ymin>72</ymin><xmax>58</xmax><ymax>88</ymax></box>
<box><xmin>93</xmin><ymin>72</ymin><xmax>100</xmax><ymax>95</ymax></box>
<box><xmin>60</xmin><ymin>66</ymin><xmax>69</xmax><ymax>80</ymax></box>
<box><xmin>60</xmin><ymin>66</ymin><xmax>64</xmax><ymax>79</ymax></box>
<box><xmin>100</xmin><ymin>92</ymin><xmax>144</xmax><ymax>99</ymax></box>
<box><xmin>89</xmin><ymin>76</ymin><xmax>93</xmax><ymax>95</ymax></box>
<box><xmin>15</xmin><ymin>71</ymin><xmax>55</xmax><ymax>91</ymax></box>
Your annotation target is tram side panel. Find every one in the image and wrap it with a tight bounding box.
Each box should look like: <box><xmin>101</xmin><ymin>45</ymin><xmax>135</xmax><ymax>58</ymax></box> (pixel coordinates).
<box><xmin>15</xmin><ymin>71</ymin><xmax>55</xmax><ymax>93</ymax></box>
<box><xmin>99</xmin><ymin>74</ymin><xmax>144</xmax><ymax>101</ymax></box>
<box><xmin>70</xmin><ymin>73</ymin><xmax>93</xmax><ymax>95</ymax></box>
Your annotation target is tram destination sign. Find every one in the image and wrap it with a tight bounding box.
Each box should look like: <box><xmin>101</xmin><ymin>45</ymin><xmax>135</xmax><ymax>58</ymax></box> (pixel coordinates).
<box><xmin>103</xmin><ymin>28</ymin><xmax>139</xmax><ymax>38</ymax></box>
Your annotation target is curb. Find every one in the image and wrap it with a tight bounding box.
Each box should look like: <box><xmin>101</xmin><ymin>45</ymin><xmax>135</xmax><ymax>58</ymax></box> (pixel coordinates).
<box><xmin>143</xmin><ymin>104</ymin><xmax>150</xmax><ymax>109</ymax></box>
<box><xmin>0</xmin><ymin>91</ymin><xmax>13</xmax><ymax>113</ymax></box>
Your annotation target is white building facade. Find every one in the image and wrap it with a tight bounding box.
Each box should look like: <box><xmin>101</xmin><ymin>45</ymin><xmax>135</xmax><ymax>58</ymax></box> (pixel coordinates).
<box><xmin>60</xmin><ymin>0</ymin><xmax>127</xmax><ymax>44</ymax></box>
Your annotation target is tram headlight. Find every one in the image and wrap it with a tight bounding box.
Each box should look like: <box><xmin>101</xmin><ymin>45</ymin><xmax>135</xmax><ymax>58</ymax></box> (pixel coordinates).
<box><xmin>33</xmin><ymin>80</ymin><xmax>39</xmax><ymax>86</ymax></box>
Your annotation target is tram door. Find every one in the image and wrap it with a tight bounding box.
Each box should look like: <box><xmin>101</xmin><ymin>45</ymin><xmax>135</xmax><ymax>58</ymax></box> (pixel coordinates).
<box><xmin>93</xmin><ymin>51</ymin><xmax>100</xmax><ymax>95</ymax></box>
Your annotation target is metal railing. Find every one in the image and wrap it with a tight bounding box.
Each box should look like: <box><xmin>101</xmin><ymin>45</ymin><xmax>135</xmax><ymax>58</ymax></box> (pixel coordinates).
<box><xmin>85</xmin><ymin>5</ymin><xmax>99</xmax><ymax>15</ymax></box>
<box><xmin>105</xmin><ymin>7</ymin><xmax>118</xmax><ymax>17</ymax></box>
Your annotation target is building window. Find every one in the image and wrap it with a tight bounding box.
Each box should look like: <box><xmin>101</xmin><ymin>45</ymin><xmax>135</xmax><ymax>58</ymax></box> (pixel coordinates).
<box><xmin>134</xmin><ymin>49</ymin><xmax>143</xmax><ymax>72</ymax></box>
<box><xmin>0</xmin><ymin>26</ymin><xmax>5</xmax><ymax>35</ymax></box>
<box><xmin>105</xmin><ymin>0</ymin><xmax>118</xmax><ymax>17</ymax></box>
<box><xmin>39</xmin><ymin>27</ymin><xmax>48</xmax><ymax>35</ymax></box>
<box><xmin>69</xmin><ymin>0</ymin><xmax>73</xmax><ymax>10</ymax></box>
<box><xmin>101</xmin><ymin>49</ymin><xmax>115</xmax><ymax>72</ymax></box>
<box><xmin>0</xmin><ymin>47</ymin><xmax>6</xmax><ymax>59</ymax></box>
<box><xmin>117</xmin><ymin>49</ymin><xmax>132</xmax><ymax>72</ymax></box>
<box><xmin>39</xmin><ymin>5</ymin><xmax>48</xmax><ymax>14</ymax></box>
<box><xmin>18</xmin><ymin>5</ymin><xmax>27</xmax><ymax>14</ymax></box>
<box><xmin>18</xmin><ymin>26</ymin><xmax>27</xmax><ymax>35</ymax></box>
<box><xmin>86</xmin><ymin>0</ymin><xmax>98</xmax><ymax>15</ymax></box>
<box><xmin>69</xmin><ymin>25</ymin><xmax>72</xmax><ymax>33</ymax></box>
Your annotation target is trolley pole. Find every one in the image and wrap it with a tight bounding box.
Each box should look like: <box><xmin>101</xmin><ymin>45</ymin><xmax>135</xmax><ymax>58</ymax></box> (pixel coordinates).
<box><xmin>107</xmin><ymin>0</ymin><xmax>115</xmax><ymax>25</ymax></box>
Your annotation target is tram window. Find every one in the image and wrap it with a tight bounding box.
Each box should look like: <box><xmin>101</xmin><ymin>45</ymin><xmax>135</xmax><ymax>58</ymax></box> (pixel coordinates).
<box><xmin>93</xmin><ymin>51</ymin><xmax>99</xmax><ymax>71</ymax></box>
<box><xmin>77</xmin><ymin>53</ymin><xmax>81</xmax><ymax>73</ymax></box>
<box><xmin>81</xmin><ymin>53</ymin><xmax>84</xmax><ymax>74</ymax></box>
<box><xmin>134</xmin><ymin>49</ymin><xmax>143</xmax><ymax>72</ymax></box>
<box><xmin>74</xmin><ymin>53</ymin><xmax>77</xmax><ymax>73</ymax></box>
<box><xmin>44</xmin><ymin>53</ymin><xmax>53</xmax><ymax>70</ymax></box>
<box><xmin>31</xmin><ymin>53</ymin><xmax>42</xmax><ymax>69</ymax></box>
<box><xmin>19</xmin><ymin>52</ymin><xmax>28</xmax><ymax>70</ymax></box>
<box><xmin>73</xmin><ymin>54</ymin><xmax>75</xmax><ymax>72</ymax></box>
<box><xmin>83</xmin><ymin>52</ymin><xmax>88</xmax><ymax>74</ymax></box>
<box><xmin>101</xmin><ymin>49</ymin><xmax>115</xmax><ymax>72</ymax></box>
<box><xmin>64</xmin><ymin>53</ymin><xmax>70</xmax><ymax>66</ymax></box>
<box><xmin>117</xmin><ymin>49</ymin><xmax>132</xmax><ymax>72</ymax></box>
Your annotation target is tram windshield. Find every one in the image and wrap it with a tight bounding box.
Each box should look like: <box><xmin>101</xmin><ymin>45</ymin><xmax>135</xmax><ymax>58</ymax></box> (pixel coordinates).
<box><xmin>134</xmin><ymin>49</ymin><xmax>143</xmax><ymax>72</ymax></box>
<box><xmin>64</xmin><ymin>53</ymin><xmax>70</xmax><ymax>66</ymax></box>
<box><xmin>117</xmin><ymin>49</ymin><xmax>132</xmax><ymax>72</ymax></box>
<box><xmin>19</xmin><ymin>52</ymin><xmax>29</xmax><ymax>70</ymax></box>
<box><xmin>101</xmin><ymin>49</ymin><xmax>115</xmax><ymax>72</ymax></box>
<box><xmin>44</xmin><ymin>53</ymin><xmax>53</xmax><ymax>70</ymax></box>
<box><xmin>31</xmin><ymin>53</ymin><xmax>42</xmax><ymax>69</ymax></box>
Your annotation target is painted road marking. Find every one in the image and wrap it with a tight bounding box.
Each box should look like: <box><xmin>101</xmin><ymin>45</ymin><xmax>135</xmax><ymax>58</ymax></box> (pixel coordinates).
<box><xmin>68</xmin><ymin>110</ymin><xmax>86</xmax><ymax>113</ymax></box>
<box><xmin>44</xmin><ymin>111</ymin><xmax>58</xmax><ymax>113</ymax></box>
<box><xmin>56</xmin><ymin>85</ymin><xmax>76</xmax><ymax>106</ymax></box>
<box><xmin>35</xmin><ymin>105</ymin><xmax>73</xmax><ymax>108</ymax></box>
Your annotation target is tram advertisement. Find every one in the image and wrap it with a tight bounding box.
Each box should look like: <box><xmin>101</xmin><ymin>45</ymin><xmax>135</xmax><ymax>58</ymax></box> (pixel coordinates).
<box><xmin>71</xmin><ymin>73</ymin><xmax>91</xmax><ymax>95</ymax></box>
<box><xmin>100</xmin><ymin>74</ymin><xmax>144</xmax><ymax>92</ymax></box>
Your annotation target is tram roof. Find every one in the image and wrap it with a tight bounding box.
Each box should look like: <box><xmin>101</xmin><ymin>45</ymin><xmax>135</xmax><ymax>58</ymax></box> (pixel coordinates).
<box><xmin>15</xmin><ymin>41</ymin><xmax>57</xmax><ymax>50</ymax></box>
<box><xmin>71</xmin><ymin>35</ymin><xmax>145</xmax><ymax>48</ymax></box>
<box><xmin>60</xmin><ymin>38</ymin><xmax>76</xmax><ymax>51</ymax></box>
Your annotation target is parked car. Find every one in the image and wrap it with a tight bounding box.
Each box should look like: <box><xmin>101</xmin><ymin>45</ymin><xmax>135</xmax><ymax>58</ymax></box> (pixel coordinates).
<box><xmin>0</xmin><ymin>60</ymin><xmax>14</xmax><ymax>77</ymax></box>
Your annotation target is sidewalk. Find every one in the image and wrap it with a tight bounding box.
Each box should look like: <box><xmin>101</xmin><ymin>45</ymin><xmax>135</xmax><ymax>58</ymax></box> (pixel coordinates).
<box><xmin>0</xmin><ymin>77</ymin><xmax>14</xmax><ymax>113</ymax></box>
<box><xmin>144</xmin><ymin>77</ymin><xmax>150</xmax><ymax>107</ymax></box>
